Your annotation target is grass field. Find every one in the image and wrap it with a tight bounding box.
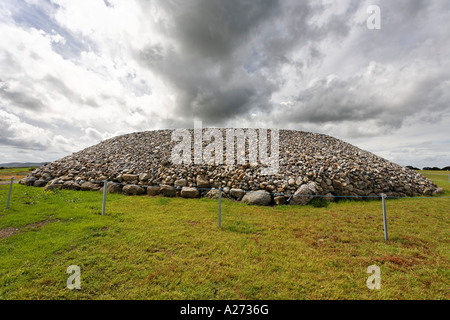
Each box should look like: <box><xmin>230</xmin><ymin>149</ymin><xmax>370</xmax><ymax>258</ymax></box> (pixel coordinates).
<box><xmin>0</xmin><ymin>167</ymin><xmax>37</xmax><ymax>181</ymax></box>
<box><xmin>0</xmin><ymin>169</ymin><xmax>448</xmax><ymax>299</ymax></box>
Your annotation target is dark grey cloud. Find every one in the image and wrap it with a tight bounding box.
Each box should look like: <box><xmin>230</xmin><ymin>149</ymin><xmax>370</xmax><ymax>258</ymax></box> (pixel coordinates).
<box><xmin>0</xmin><ymin>136</ymin><xmax>47</xmax><ymax>151</ymax></box>
<box><xmin>247</xmin><ymin>0</ymin><xmax>450</xmax><ymax>138</ymax></box>
<box><xmin>1</xmin><ymin>75</ymin><xmax>99</xmax><ymax>112</ymax></box>
<box><xmin>164</xmin><ymin>0</ymin><xmax>281</xmax><ymax>60</ymax></box>
<box><xmin>0</xmin><ymin>80</ymin><xmax>45</xmax><ymax>111</ymax></box>
<box><xmin>274</xmin><ymin>66</ymin><xmax>450</xmax><ymax>137</ymax></box>
<box><xmin>354</xmin><ymin>0</ymin><xmax>449</xmax><ymax>63</ymax></box>
<box><xmin>44</xmin><ymin>75</ymin><xmax>99</xmax><ymax>107</ymax></box>
<box><xmin>137</xmin><ymin>0</ymin><xmax>352</xmax><ymax>127</ymax></box>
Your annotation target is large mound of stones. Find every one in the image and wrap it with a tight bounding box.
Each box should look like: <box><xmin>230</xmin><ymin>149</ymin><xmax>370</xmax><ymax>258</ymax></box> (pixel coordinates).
<box><xmin>20</xmin><ymin>129</ymin><xmax>442</xmax><ymax>205</ymax></box>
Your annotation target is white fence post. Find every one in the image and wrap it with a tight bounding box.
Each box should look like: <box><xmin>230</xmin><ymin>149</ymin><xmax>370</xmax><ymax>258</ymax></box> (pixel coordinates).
<box><xmin>102</xmin><ymin>180</ymin><xmax>107</xmax><ymax>216</ymax></box>
<box><xmin>6</xmin><ymin>176</ymin><xmax>14</xmax><ymax>209</ymax></box>
<box><xmin>218</xmin><ymin>188</ymin><xmax>222</xmax><ymax>228</ymax></box>
<box><xmin>382</xmin><ymin>193</ymin><xmax>388</xmax><ymax>241</ymax></box>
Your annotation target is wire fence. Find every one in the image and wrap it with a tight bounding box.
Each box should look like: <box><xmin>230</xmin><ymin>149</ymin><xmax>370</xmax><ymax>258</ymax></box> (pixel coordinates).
<box><xmin>88</xmin><ymin>179</ymin><xmax>449</xmax><ymax>199</ymax></box>
<box><xmin>3</xmin><ymin>176</ymin><xmax>450</xmax><ymax>241</ymax></box>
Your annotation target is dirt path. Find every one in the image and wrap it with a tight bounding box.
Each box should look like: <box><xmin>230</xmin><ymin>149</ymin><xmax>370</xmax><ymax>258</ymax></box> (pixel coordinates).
<box><xmin>0</xmin><ymin>180</ymin><xmax>19</xmax><ymax>185</ymax></box>
<box><xmin>0</xmin><ymin>219</ymin><xmax>59</xmax><ymax>239</ymax></box>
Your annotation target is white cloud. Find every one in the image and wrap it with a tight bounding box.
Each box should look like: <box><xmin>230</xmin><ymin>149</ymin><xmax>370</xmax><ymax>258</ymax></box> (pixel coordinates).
<box><xmin>0</xmin><ymin>109</ymin><xmax>51</xmax><ymax>149</ymax></box>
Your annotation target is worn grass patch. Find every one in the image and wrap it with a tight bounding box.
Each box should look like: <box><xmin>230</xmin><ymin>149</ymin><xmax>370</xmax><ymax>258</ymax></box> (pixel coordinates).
<box><xmin>0</xmin><ymin>170</ymin><xmax>448</xmax><ymax>300</ymax></box>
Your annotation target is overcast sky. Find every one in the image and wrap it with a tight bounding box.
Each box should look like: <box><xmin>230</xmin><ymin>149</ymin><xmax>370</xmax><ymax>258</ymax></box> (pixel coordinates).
<box><xmin>0</xmin><ymin>0</ymin><xmax>449</xmax><ymax>168</ymax></box>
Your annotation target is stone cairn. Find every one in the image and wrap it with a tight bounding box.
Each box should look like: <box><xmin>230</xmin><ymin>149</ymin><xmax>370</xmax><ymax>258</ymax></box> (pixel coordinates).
<box><xmin>19</xmin><ymin>129</ymin><xmax>442</xmax><ymax>205</ymax></box>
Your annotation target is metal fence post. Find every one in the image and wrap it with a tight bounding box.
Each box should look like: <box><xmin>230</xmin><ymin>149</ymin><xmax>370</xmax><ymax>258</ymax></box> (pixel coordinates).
<box><xmin>381</xmin><ymin>193</ymin><xmax>388</xmax><ymax>241</ymax></box>
<box><xmin>102</xmin><ymin>180</ymin><xmax>107</xmax><ymax>216</ymax></box>
<box><xmin>6</xmin><ymin>176</ymin><xmax>14</xmax><ymax>209</ymax></box>
<box><xmin>218</xmin><ymin>188</ymin><xmax>222</xmax><ymax>228</ymax></box>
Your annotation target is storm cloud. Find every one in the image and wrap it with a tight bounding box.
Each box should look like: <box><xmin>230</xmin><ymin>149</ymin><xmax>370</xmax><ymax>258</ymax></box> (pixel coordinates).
<box><xmin>136</xmin><ymin>0</ymin><xmax>353</xmax><ymax>126</ymax></box>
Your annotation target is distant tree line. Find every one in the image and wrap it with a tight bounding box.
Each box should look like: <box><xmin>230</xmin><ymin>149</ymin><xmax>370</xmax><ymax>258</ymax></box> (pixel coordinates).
<box><xmin>407</xmin><ymin>166</ymin><xmax>450</xmax><ymax>171</ymax></box>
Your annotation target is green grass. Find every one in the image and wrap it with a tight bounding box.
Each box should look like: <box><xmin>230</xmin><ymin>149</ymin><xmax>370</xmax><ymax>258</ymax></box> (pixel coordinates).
<box><xmin>418</xmin><ymin>170</ymin><xmax>450</xmax><ymax>195</ymax></box>
<box><xmin>0</xmin><ymin>169</ymin><xmax>448</xmax><ymax>299</ymax></box>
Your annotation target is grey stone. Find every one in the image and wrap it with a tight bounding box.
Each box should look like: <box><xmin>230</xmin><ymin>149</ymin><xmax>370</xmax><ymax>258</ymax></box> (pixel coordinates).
<box><xmin>122</xmin><ymin>184</ymin><xmax>145</xmax><ymax>195</ymax></box>
<box><xmin>174</xmin><ymin>179</ymin><xmax>187</xmax><ymax>187</ymax></box>
<box><xmin>20</xmin><ymin>177</ymin><xmax>36</xmax><ymax>186</ymax></box>
<box><xmin>62</xmin><ymin>181</ymin><xmax>81</xmax><ymax>190</ymax></box>
<box><xmin>33</xmin><ymin>180</ymin><xmax>47</xmax><ymax>188</ymax></box>
<box><xmin>160</xmin><ymin>185</ymin><xmax>177</xmax><ymax>197</ymax></box>
<box><xmin>42</xmin><ymin>173</ymin><xmax>52</xmax><ymax>180</ymax></box>
<box><xmin>44</xmin><ymin>183</ymin><xmax>61</xmax><ymax>191</ymax></box>
<box><xmin>230</xmin><ymin>188</ymin><xmax>245</xmax><ymax>200</ymax></box>
<box><xmin>147</xmin><ymin>186</ymin><xmax>161</xmax><ymax>196</ymax></box>
<box><xmin>242</xmin><ymin>190</ymin><xmax>272</xmax><ymax>206</ymax></box>
<box><xmin>122</xmin><ymin>174</ymin><xmax>139</xmax><ymax>181</ymax></box>
<box><xmin>139</xmin><ymin>173</ymin><xmax>152</xmax><ymax>182</ymax></box>
<box><xmin>274</xmin><ymin>195</ymin><xmax>286</xmax><ymax>205</ymax></box>
<box><xmin>80</xmin><ymin>182</ymin><xmax>101</xmax><ymax>191</ymax></box>
<box><xmin>180</xmin><ymin>187</ymin><xmax>200</xmax><ymax>198</ymax></box>
<box><xmin>291</xmin><ymin>182</ymin><xmax>318</xmax><ymax>205</ymax></box>
<box><xmin>106</xmin><ymin>182</ymin><xmax>122</xmax><ymax>193</ymax></box>
<box><xmin>205</xmin><ymin>189</ymin><xmax>220</xmax><ymax>199</ymax></box>
<box><xmin>332</xmin><ymin>180</ymin><xmax>343</xmax><ymax>191</ymax></box>
<box><xmin>196</xmin><ymin>175</ymin><xmax>210</xmax><ymax>188</ymax></box>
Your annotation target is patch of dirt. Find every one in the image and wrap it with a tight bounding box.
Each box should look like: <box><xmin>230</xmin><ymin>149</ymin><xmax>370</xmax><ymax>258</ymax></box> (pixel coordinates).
<box><xmin>0</xmin><ymin>180</ymin><xmax>19</xmax><ymax>185</ymax></box>
<box><xmin>0</xmin><ymin>218</ymin><xmax>59</xmax><ymax>240</ymax></box>
<box><xmin>375</xmin><ymin>253</ymin><xmax>426</xmax><ymax>270</ymax></box>
<box><xmin>399</xmin><ymin>235</ymin><xmax>432</xmax><ymax>249</ymax></box>
<box><xmin>0</xmin><ymin>227</ymin><xmax>17</xmax><ymax>239</ymax></box>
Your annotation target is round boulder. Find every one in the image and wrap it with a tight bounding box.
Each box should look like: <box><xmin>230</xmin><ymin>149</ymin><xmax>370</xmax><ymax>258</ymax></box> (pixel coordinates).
<box><xmin>33</xmin><ymin>180</ymin><xmax>47</xmax><ymax>188</ymax></box>
<box><xmin>160</xmin><ymin>185</ymin><xmax>177</xmax><ymax>197</ymax></box>
<box><xmin>80</xmin><ymin>182</ymin><xmax>101</xmax><ymax>191</ymax></box>
<box><xmin>196</xmin><ymin>175</ymin><xmax>210</xmax><ymax>188</ymax></box>
<box><xmin>204</xmin><ymin>189</ymin><xmax>220</xmax><ymax>199</ymax></box>
<box><xmin>230</xmin><ymin>188</ymin><xmax>245</xmax><ymax>200</ymax></box>
<box><xmin>122</xmin><ymin>184</ymin><xmax>145</xmax><ymax>195</ymax></box>
<box><xmin>180</xmin><ymin>187</ymin><xmax>200</xmax><ymax>198</ymax></box>
<box><xmin>241</xmin><ymin>190</ymin><xmax>272</xmax><ymax>206</ymax></box>
<box><xmin>147</xmin><ymin>186</ymin><xmax>161</xmax><ymax>196</ymax></box>
<box><xmin>20</xmin><ymin>177</ymin><xmax>36</xmax><ymax>186</ymax></box>
<box><xmin>106</xmin><ymin>181</ymin><xmax>122</xmax><ymax>194</ymax></box>
<box><xmin>290</xmin><ymin>182</ymin><xmax>318</xmax><ymax>205</ymax></box>
<box><xmin>62</xmin><ymin>181</ymin><xmax>81</xmax><ymax>190</ymax></box>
